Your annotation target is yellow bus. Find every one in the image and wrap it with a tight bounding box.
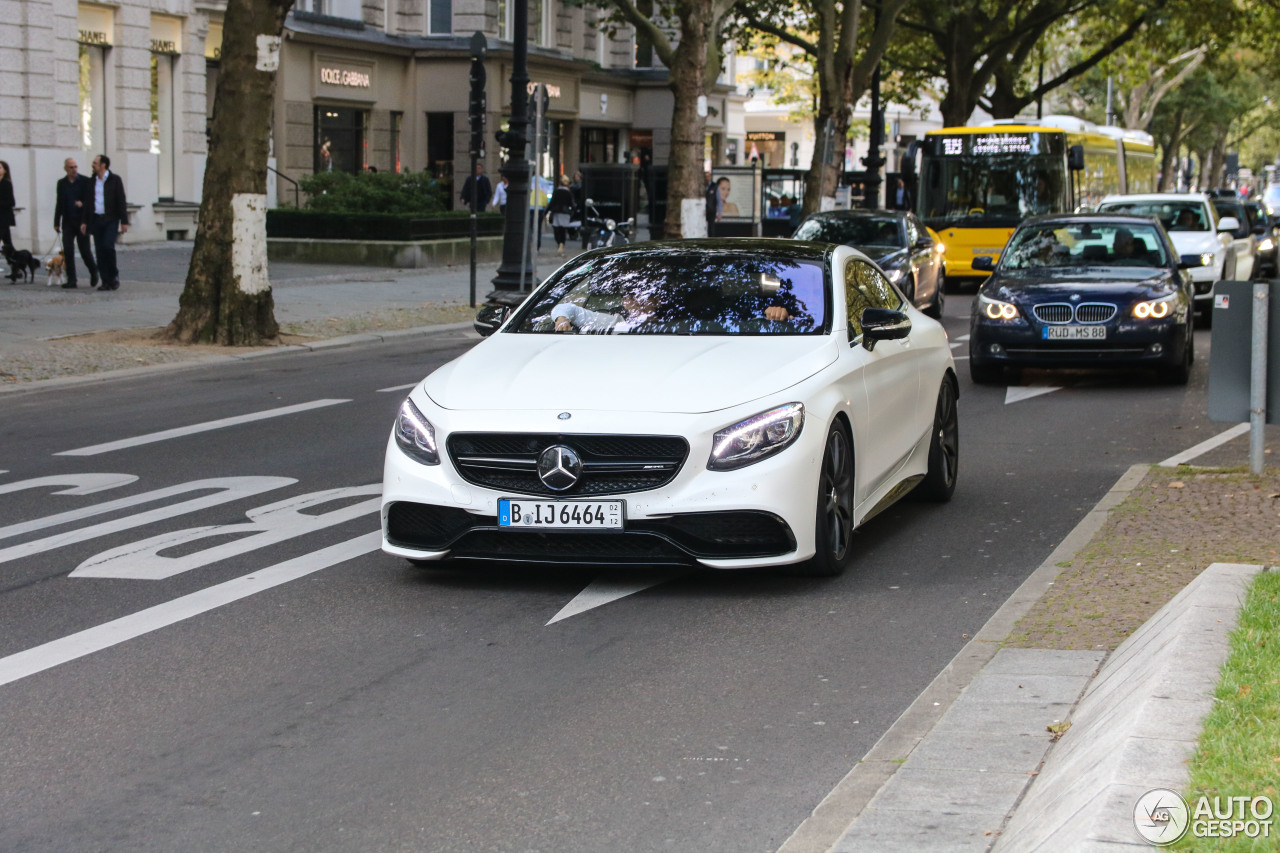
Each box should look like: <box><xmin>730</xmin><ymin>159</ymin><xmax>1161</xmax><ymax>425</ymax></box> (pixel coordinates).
<box><xmin>914</xmin><ymin>117</ymin><xmax>1156</xmax><ymax>281</ymax></box>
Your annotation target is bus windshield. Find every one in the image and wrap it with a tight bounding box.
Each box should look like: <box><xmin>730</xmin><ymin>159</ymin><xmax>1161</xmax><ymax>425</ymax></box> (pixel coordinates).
<box><xmin>919</xmin><ymin>153</ymin><xmax>1067</xmax><ymax>229</ymax></box>
<box><xmin>918</xmin><ymin>132</ymin><xmax>1069</xmax><ymax>229</ymax></box>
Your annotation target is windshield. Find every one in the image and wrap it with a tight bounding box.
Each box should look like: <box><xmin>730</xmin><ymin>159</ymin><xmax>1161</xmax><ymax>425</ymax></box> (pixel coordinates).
<box><xmin>1002</xmin><ymin>222</ymin><xmax>1169</xmax><ymax>270</ymax></box>
<box><xmin>511</xmin><ymin>250</ymin><xmax>829</xmax><ymax>336</ymax></box>
<box><xmin>919</xmin><ymin>132</ymin><xmax>1067</xmax><ymax>228</ymax></box>
<box><xmin>1098</xmin><ymin>200</ymin><xmax>1208</xmax><ymax>232</ymax></box>
<box><xmin>792</xmin><ymin>217</ymin><xmax>904</xmax><ymax>249</ymax></box>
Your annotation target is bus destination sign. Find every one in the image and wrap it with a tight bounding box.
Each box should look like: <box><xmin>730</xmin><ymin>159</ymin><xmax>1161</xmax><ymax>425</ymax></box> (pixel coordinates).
<box><xmin>938</xmin><ymin>134</ymin><xmax>1035</xmax><ymax>156</ymax></box>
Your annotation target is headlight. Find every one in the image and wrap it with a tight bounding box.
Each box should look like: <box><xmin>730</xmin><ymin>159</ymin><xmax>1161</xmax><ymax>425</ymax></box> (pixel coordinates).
<box><xmin>884</xmin><ymin>268</ymin><xmax>905</xmax><ymax>284</ymax></box>
<box><xmin>979</xmin><ymin>294</ymin><xmax>1019</xmax><ymax>320</ymax></box>
<box><xmin>605</xmin><ymin>218</ymin><xmax>617</xmax><ymax>230</ymax></box>
<box><xmin>1132</xmin><ymin>294</ymin><xmax>1177</xmax><ymax>320</ymax></box>
<box><xmin>394</xmin><ymin>398</ymin><xmax>440</xmax><ymax>465</ymax></box>
<box><xmin>935</xmin><ymin>242</ymin><xmax>946</xmax><ymax>254</ymax></box>
<box><xmin>708</xmin><ymin>403</ymin><xmax>805</xmax><ymax>471</ymax></box>
<box><xmin>1259</xmin><ymin>238</ymin><xmax>1274</xmax><ymax>253</ymax></box>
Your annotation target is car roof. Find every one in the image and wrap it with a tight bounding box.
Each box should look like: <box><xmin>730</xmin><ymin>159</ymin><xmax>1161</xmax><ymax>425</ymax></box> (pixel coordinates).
<box><xmin>1016</xmin><ymin>212</ymin><xmax>1164</xmax><ymax>229</ymax></box>
<box><xmin>1099</xmin><ymin>193</ymin><xmax>1210</xmax><ymax>204</ymax></box>
<box><xmin>583</xmin><ymin>238</ymin><xmax>835</xmax><ymax>263</ymax></box>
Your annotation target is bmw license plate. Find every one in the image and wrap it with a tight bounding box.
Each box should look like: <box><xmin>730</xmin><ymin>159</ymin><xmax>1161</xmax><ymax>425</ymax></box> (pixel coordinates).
<box><xmin>1044</xmin><ymin>325</ymin><xmax>1106</xmax><ymax>340</ymax></box>
<box><xmin>498</xmin><ymin>499</ymin><xmax>624</xmax><ymax>529</ymax></box>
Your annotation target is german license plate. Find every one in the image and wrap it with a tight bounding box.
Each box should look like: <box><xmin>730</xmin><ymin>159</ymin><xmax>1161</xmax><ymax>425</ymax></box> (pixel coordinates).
<box><xmin>498</xmin><ymin>499</ymin><xmax>624</xmax><ymax>530</ymax></box>
<box><xmin>1044</xmin><ymin>325</ymin><xmax>1106</xmax><ymax>340</ymax></box>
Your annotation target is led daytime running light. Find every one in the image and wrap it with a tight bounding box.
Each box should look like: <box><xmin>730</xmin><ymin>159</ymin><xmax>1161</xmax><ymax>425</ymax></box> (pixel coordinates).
<box><xmin>981</xmin><ymin>296</ymin><xmax>1018</xmax><ymax>320</ymax></box>
<box><xmin>708</xmin><ymin>403</ymin><xmax>805</xmax><ymax>471</ymax></box>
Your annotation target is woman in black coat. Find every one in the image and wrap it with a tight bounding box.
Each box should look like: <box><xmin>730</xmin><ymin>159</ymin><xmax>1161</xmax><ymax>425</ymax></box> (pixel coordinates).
<box><xmin>548</xmin><ymin>175</ymin><xmax>575</xmax><ymax>257</ymax></box>
<box><xmin>0</xmin><ymin>160</ymin><xmax>15</xmax><ymax>255</ymax></box>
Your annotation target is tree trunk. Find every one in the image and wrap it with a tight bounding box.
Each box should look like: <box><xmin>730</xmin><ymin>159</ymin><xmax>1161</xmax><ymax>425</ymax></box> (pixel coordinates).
<box><xmin>664</xmin><ymin>3</ymin><xmax>712</xmax><ymax>238</ymax></box>
<box><xmin>166</xmin><ymin>0</ymin><xmax>292</xmax><ymax>345</ymax></box>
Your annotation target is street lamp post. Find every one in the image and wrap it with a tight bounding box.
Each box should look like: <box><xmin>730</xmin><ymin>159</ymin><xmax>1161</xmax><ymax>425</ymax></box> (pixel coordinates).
<box><xmin>489</xmin><ymin>0</ymin><xmax>534</xmax><ymax>299</ymax></box>
<box><xmin>861</xmin><ymin>60</ymin><xmax>885</xmax><ymax>210</ymax></box>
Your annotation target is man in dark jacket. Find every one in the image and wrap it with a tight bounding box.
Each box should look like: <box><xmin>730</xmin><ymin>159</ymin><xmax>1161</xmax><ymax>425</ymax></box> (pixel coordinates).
<box><xmin>459</xmin><ymin>163</ymin><xmax>492</xmax><ymax>211</ymax></box>
<box><xmin>53</xmin><ymin>158</ymin><xmax>98</xmax><ymax>289</ymax></box>
<box><xmin>85</xmin><ymin>154</ymin><xmax>128</xmax><ymax>291</ymax></box>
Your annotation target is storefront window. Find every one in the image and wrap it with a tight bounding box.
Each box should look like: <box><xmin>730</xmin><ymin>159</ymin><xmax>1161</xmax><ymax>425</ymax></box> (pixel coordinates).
<box><xmin>426</xmin><ymin>111</ymin><xmax>455</xmax><ymax>196</ymax></box>
<box><xmin>580</xmin><ymin>127</ymin><xmax>617</xmax><ymax>164</ymax></box>
<box><xmin>315</xmin><ymin>106</ymin><xmax>368</xmax><ymax>174</ymax></box>
<box><xmin>497</xmin><ymin>0</ymin><xmax>508</xmax><ymax>40</ymax></box>
<box><xmin>79</xmin><ymin>45</ymin><xmax>106</xmax><ymax>151</ymax></box>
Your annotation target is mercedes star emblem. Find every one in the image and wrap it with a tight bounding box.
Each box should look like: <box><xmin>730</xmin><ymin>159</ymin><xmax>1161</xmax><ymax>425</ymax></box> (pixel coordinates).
<box><xmin>537</xmin><ymin>445</ymin><xmax>583</xmax><ymax>491</ymax></box>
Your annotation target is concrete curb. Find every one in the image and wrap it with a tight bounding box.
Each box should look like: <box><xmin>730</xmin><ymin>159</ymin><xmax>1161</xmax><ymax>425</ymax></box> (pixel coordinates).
<box><xmin>993</xmin><ymin>561</ymin><xmax>1267</xmax><ymax>851</ymax></box>
<box><xmin>776</xmin><ymin>463</ymin><xmax>1152</xmax><ymax>853</ymax></box>
<box><xmin>0</xmin><ymin>321</ymin><xmax>478</xmax><ymax>396</ymax></box>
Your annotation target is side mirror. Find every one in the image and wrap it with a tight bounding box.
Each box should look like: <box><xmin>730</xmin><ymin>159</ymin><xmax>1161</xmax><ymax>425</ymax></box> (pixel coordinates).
<box><xmin>1178</xmin><ymin>253</ymin><xmax>1211</xmax><ymax>270</ymax></box>
<box><xmin>972</xmin><ymin>256</ymin><xmax>995</xmax><ymax>272</ymax></box>
<box><xmin>1068</xmin><ymin>144</ymin><xmax>1085</xmax><ymax>171</ymax></box>
<box><xmin>474</xmin><ymin>304</ymin><xmax>509</xmax><ymax>337</ymax></box>
<box><xmin>914</xmin><ymin>238</ymin><xmax>932</xmax><ymax>250</ymax></box>
<box><xmin>861</xmin><ymin>307</ymin><xmax>912</xmax><ymax>350</ymax></box>
<box><xmin>1217</xmin><ymin>216</ymin><xmax>1240</xmax><ymax>233</ymax></box>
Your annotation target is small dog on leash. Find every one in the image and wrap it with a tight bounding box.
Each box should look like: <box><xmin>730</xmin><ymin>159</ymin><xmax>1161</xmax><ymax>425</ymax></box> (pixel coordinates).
<box><xmin>3</xmin><ymin>246</ymin><xmax>41</xmax><ymax>283</ymax></box>
<box><xmin>45</xmin><ymin>252</ymin><xmax>66</xmax><ymax>287</ymax></box>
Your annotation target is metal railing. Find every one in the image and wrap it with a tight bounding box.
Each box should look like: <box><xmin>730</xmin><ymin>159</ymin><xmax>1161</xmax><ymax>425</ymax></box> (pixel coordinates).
<box><xmin>268</xmin><ymin>165</ymin><xmax>300</xmax><ymax>208</ymax></box>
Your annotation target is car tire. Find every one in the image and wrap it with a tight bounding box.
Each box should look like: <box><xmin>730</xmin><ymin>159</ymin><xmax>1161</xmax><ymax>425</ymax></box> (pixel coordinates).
<box><xmin>799</xmin><ymin>423</ymin><xmax>855</xmax><ymax>577</ymax></box>
<box><xmin>924</xmin><ymin>275</ymin><xmax>945</xmax><ymax>319</ymax></box>
<box><xmin>1161</xmin><ymin>332</ymin><xmax>1194</xmax><ymax>385</ymax></box>
<box><xmin>912</xmin><ymin>379</ymin><xmax>959</xmax><ymax>502</ymax></box>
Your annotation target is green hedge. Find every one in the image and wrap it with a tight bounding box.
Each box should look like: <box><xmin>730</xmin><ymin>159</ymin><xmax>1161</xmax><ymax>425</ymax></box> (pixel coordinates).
<box><xmin>266</xmin><ymin>210</ymin><xmax>505</xmax><ymax>241</ymax></box>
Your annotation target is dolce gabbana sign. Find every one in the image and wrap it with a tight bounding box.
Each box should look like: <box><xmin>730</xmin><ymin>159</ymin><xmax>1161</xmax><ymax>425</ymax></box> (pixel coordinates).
<box><xmin>314</xmin><ymin>56</ymin><xmax>377</xmax><ymax>102</ymax></box>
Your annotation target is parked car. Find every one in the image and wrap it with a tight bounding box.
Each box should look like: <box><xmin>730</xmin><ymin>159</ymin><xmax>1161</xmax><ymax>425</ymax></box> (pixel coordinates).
<box><xmin>1243</xmin><ymin>201</ymin><xmax>1279</xmax><ymax>276</ymax></box>
<box><xmin>790</xmin><ymin>209</ymin><xmax>946</xmax><ymax>318</ymax></box>
<box><xmin>1096</xmin><ymin>192</ymin><xmax>1238</xmax><ymax>320</ymax></box>
<box><xmin>383</xmin><ymin>239</ymin><xmax>959</xmax><ymax>576</ymax></box>
<box><xmin>968</xmin><ymin>215</ymin><xmax>1198</xmax><ymax>385</ymax></box>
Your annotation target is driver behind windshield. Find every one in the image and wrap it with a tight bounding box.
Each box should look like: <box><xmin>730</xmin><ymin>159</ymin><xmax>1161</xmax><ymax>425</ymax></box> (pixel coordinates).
<box><xmin>553</xmin><ymin>287</ymin><xmax>792</xmax><ymax>333</ymax></box>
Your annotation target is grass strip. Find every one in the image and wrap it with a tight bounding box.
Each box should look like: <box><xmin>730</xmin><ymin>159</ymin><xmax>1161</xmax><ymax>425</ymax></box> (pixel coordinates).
<box><xmin>1176</xmin><ymin>570</ymin><xmax>1280</xmax><ymax>851</ymax></box>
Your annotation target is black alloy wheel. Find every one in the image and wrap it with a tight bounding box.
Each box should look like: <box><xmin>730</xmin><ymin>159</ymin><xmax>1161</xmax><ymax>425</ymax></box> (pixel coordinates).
<box><xmin>912</xmin><ymin>379</ymin><xmax>960</xmax><ymax>501</ymax></box>
<box><xmin>801</xmin><ymin>424</ymin><xmax>855</xmax><ymax>577</ymax></box>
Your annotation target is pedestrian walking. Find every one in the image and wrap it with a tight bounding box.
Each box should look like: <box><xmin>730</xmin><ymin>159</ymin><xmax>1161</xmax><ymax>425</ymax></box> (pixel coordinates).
<box><xmin>53</xmin><ymin>158</ymin><xmax>98</xmax><ymax>289</ymax></box>
<box><xmin>85</xmin><ymin>154</ymin><xmax>128</xmax><ymax>291</ymax></box>
<box><xmin>490</xmin><ymin>175</ymin><xmax>508</xmax><ymax>214</ymax></box>
<box><xmin>548</xmin><ymin>175</ymin><xmax>575</xmax><ymax>256</ymax></box>
<box><xmin>0</xmin><ymin>160</ymin><xmax>15</xmax><ymax>255</ymax></box>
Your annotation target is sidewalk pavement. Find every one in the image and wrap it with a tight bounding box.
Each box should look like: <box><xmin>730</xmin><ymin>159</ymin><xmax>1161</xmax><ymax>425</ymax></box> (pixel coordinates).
<box><xmin>3</xmin><ymin>240</ymin><xmax>1277</xmax><ymax>851</ymax></box>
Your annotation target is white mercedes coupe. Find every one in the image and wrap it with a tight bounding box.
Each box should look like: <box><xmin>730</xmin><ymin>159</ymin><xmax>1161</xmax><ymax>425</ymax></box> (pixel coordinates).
<box><xmin>382</xmin><ymin>239</ymin><xmax>958</xmax><ymax>575</ymax></box>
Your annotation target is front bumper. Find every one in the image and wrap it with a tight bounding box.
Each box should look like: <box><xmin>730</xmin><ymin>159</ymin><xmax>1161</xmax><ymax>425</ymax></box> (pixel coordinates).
<box><xmin>969</xmin><ymin>314</ymin><xmax>1190</xmax><ymax>371</ymax></box>
<box><xmin>381</xmin><ymin>402</ymin><xmax>826</xmax><ymax>568</ymax></box>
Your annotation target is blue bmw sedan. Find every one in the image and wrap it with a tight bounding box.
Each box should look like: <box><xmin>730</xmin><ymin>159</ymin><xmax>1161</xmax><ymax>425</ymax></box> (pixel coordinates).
<box><xmin>968</xmin><ymin>214</ymin><xmax>1199</xmax><ymax>385</ymax></box>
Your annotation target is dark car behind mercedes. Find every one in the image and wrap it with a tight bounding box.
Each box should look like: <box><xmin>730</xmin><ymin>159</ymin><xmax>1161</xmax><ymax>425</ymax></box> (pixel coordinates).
<box><xmin>968</xmin><ymin>214</ymin><xmax>1199</xmax><ymax>385</ymax></box>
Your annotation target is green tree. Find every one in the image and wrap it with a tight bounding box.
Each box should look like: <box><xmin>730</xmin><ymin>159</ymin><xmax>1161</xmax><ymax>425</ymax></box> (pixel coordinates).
<box><xmin>735</xmin><ymin>0</ymin><xmax>910</xmax><ymax>215</ymax></box>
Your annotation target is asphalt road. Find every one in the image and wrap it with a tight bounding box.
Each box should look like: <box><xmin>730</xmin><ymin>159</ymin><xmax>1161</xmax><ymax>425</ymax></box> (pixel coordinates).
<box><xmin>0</xmin><ymin>299</ymin><xmax>1228</xmax><ymax>853</ymax></box>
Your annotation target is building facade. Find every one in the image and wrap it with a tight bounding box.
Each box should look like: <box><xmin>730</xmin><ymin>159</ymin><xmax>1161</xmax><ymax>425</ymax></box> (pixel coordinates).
<box><xmin>1</xmin><ymin>0</ymin><xmax>747</xmax><ymax>249</ymax></box>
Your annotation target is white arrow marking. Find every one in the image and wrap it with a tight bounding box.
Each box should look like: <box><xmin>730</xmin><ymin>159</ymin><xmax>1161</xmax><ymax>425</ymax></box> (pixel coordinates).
<box><xmin>547</xmin><ymin>570</ymin><xmax>686</xmax><ymax>625</ymax></box>
<box><xmin>0</xmin><ymin>532</ymin><xmax>381</xmax><ymax>688</ymax></box>
<box><xmin>953</xmin><ymin>334</ymin><xmax>970</xmax><ymax>342</ymax></box>
<box><xmin>1005</xmin><ymin>385</ymin><xmax>1061</xmax><ymax>404</ymax></box>
<box><xmin>55</xmin><ymin>399</ymin><xmax>350</xmax><ymax>456</ymax></box>
<box><xmin>0</xmin><ymin>473</ymin><xmax>138</xmax><ymax>496</ymax></box>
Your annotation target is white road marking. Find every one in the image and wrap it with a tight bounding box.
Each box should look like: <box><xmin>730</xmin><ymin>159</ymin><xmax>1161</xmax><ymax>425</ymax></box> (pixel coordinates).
<box><xmin>0</xmin><ymin>532</ymin><xmax>381</xmax><ymax>689</ymax></box>
<box><xmin>952</xmin><ymin>355</ymin><xmax>968</xmax><ymax>361</ymax></box>
<box><xmin>953</xmin><ymin>334</ymin><xmax>970</xmax><ymax>342</ymax></box>
<box><xmin>547</xmin><ymin>570</ymin><xmax>686</xmax><ymax>625</ymax></box>
<box><xmin>949</xmin><ymin>342</ymin><xmax>965</xmax><ymax>349</ymax></box>
<box><xmin>1005</xmin><ymin>385</ymin><xmax>1061</xmax><ymax>404</ymax></box>
<box><xmin>1158</xmin><ymin>423</ymin><xmax>1251</xmax><ymax>467</ymax></box>
<box><xmin>377</xmin><ymin>383</ymin><xmax>419</xmax><ymax>393</ymax></box>
<box><xmin>0</xmin><ymin>477</ymin><xmax>295</xmax><ymax>562</ymax></box>
<box><xmin>0</xmin><ymin>473</ymin><xmax>138</xmax><ymax>496</ymax></box>
<box><xmin>54</xmin><ymin>399</ymin><xmax>350</xmax><ymax>456</ymax></box>
<box><xmin>73</xmin><ymin>485</ymin><xmax>381</xmax><ymax>579</ymax></box>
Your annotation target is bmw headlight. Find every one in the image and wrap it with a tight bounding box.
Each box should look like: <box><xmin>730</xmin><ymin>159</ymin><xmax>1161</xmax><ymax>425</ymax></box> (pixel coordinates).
<box><xmin>394</xmin><ymin>398</ymin><xmax>440</xmax><ymax>465</ymax></box>
<box><xmin>1132</xmin><ymin>293</ymin><xmax>1178</xmax><ymax>320</ymax></box>
<box><xmin>1259</xmin><ymin>237</ymin><xmax>1274</xmax><ymax>253</ymax></box>
<box><xmin>978</xmin><ymin>294</ymin><xmax>1019</xmax><ymax>320</ymax></box>
<box><xmin>708</xmin><ymin>403</ymin><xmax>805</xmax><ymax>471</ymax></box>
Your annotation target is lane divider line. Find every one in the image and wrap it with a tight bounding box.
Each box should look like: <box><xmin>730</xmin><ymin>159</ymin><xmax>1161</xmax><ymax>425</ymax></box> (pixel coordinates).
<box><xmin>377</xmin><ymin>383</ymin><xmax>419</xmax><ymax>393</ymax></box>
<box><xmin>1158</xmin><ymin>422</ymin><xmax>1250</xmax><ymax>467</ymax></box>
<box><xmin>0</xmin><ymin>531</ymin><xmax>381</xmax><ymax>689</ymax></box>
<box><xmin>54</xmin><ymin>399</ymin><xmax>351</xmax><ymax>457</ymax></box>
